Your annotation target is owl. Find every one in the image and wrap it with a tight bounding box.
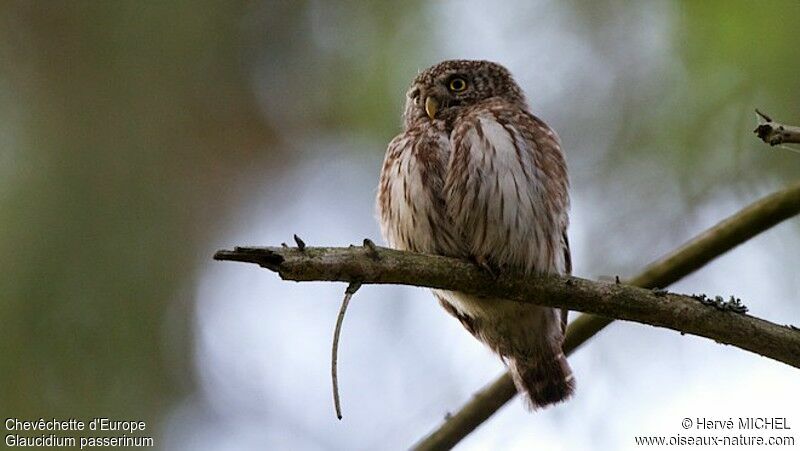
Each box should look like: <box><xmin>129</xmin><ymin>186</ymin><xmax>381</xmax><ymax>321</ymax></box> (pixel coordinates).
<box><xmin>376</xmin><ymin>60</ymin><xmax>574</xmax><ymax>409</ymax></box>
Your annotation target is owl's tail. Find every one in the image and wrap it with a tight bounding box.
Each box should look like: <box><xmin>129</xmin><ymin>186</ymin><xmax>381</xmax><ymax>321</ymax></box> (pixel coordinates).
<box><xmin>508</xmin><ymin>347</ymin><xmax>575</xmax><ymax>409</ymax></box>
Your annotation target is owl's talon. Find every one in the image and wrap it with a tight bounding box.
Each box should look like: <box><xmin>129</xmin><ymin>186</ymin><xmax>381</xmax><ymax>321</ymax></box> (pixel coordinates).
<box><xmin>474</xmin><ymin>256</ymin><xmax>499</xmax><ymax>279</ymax></box>
<box><xmin>293</xmin><ymin>234</ymin><xmax>306</xmax><ymax>251</ymax></box>
<box><xmin>363</xmin><ymin>238</ymin><xmax>380</xmax><ymax>260</ymax></box>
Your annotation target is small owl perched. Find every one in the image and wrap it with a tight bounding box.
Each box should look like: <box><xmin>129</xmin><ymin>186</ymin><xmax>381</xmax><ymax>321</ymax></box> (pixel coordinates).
<box><xmin>377</xmin><ymin>60</ymin><xmax>574</xmax><ymax>408</ymax></box>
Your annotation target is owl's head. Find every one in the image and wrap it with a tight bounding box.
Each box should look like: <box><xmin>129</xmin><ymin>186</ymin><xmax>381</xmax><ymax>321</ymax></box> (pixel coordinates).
<box><xmin>403</xmin><ymin>60</ymin><xmax>526</xmax><ymax>128</ymax></box>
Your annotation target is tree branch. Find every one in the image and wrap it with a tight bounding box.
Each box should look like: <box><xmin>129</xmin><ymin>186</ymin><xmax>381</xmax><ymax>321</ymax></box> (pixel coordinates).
<box><xmin>217</xmin><ymin>244</ymin><xmax>800</xmax><ymax>367</ymax></box>
<box><xmin>215</xmin><ymin>181</ymin><xmax>800</xmax><ymax>450</ymax></box>
<box><xmin>412</xmin><ymin>180</ymin><xmax>800</xmax><ymax>451</ymax></box>
<box><xmin>754</xmin><ymin>109</ymin><xmax>800</xmax><ymax>146</ymax></box>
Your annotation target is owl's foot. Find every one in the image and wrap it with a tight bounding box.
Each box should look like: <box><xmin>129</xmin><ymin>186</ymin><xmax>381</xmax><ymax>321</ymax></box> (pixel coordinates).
<box><xmin>473</xmin><ymin>255</ymin><xmax>499</xmax><ymax>279</ymax></box>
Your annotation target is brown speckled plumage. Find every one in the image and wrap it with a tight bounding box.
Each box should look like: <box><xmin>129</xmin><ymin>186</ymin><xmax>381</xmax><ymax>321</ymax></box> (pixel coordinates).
<box><xmin>377</xmin><ymin>60</ymin><xmax>574</xmax><ymax>408</ymax></box>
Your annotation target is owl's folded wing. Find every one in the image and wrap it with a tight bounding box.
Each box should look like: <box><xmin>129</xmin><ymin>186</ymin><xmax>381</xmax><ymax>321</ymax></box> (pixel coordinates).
<box><xmin>444</xmin><ymin>99</ymin><xmax>570</xmax><ymax>277</ymax></box>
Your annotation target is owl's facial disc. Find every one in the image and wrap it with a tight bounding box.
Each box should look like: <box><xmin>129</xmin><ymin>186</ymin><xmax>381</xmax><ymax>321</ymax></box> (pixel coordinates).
<box><xmin>404</xmin><ymin>60</ymin><xmax>526</xmax><ymax>129</ymax></box>
<box><xmin>414</xmin><ymin>77</ymin><xmax>467</xmax><ymax>121</ymax></box>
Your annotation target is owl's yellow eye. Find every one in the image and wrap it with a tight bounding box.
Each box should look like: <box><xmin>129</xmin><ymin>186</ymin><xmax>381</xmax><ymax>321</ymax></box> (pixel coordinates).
<box><xmin>448</xmin><ymin>77</ymin><xmax>467</xmax><ymax>92</ymax></box>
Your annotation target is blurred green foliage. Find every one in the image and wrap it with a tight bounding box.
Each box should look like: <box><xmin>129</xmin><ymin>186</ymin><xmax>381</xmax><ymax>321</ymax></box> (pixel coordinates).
<box><xmin>613</xmin><ymin>0</ymin><xmax>800</xmax><ymax>194</ymax></box>
<box><xmin>0</xmin><ymin>0</ymin><xmax>273</xmax><ymax>430</ymax></box>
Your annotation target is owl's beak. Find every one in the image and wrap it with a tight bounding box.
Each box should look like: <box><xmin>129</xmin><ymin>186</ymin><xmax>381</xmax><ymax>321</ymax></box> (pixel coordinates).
<box><xmin>424</xmin><ymin>96</ymin><xmax>439</xmax><ymax>120</ymax></box>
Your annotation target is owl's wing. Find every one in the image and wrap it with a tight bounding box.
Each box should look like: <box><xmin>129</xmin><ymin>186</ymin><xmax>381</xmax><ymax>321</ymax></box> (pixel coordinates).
<box><xmin>445</xmin><ymin>100</ymin><xmax>570</xmax><ymax>276</ymax></box>
<box><xmin>377</xmin><ymin>129</ymin><xmax>464</xmax><ymax>256</ymax></box>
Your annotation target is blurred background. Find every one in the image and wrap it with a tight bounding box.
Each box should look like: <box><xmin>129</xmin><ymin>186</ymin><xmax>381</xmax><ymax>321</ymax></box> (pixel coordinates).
<box><xmin>1</xmin><ymin>1</ymin><xmax>799</xmax><ymax>449</ymax></box>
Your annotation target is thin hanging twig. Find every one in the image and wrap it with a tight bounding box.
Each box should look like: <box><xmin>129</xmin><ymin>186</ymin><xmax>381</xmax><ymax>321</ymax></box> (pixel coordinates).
<box><xmin>331</xmin><ymin>281</ymin><xmax>361</xmax><ymax>420</ymax></box>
